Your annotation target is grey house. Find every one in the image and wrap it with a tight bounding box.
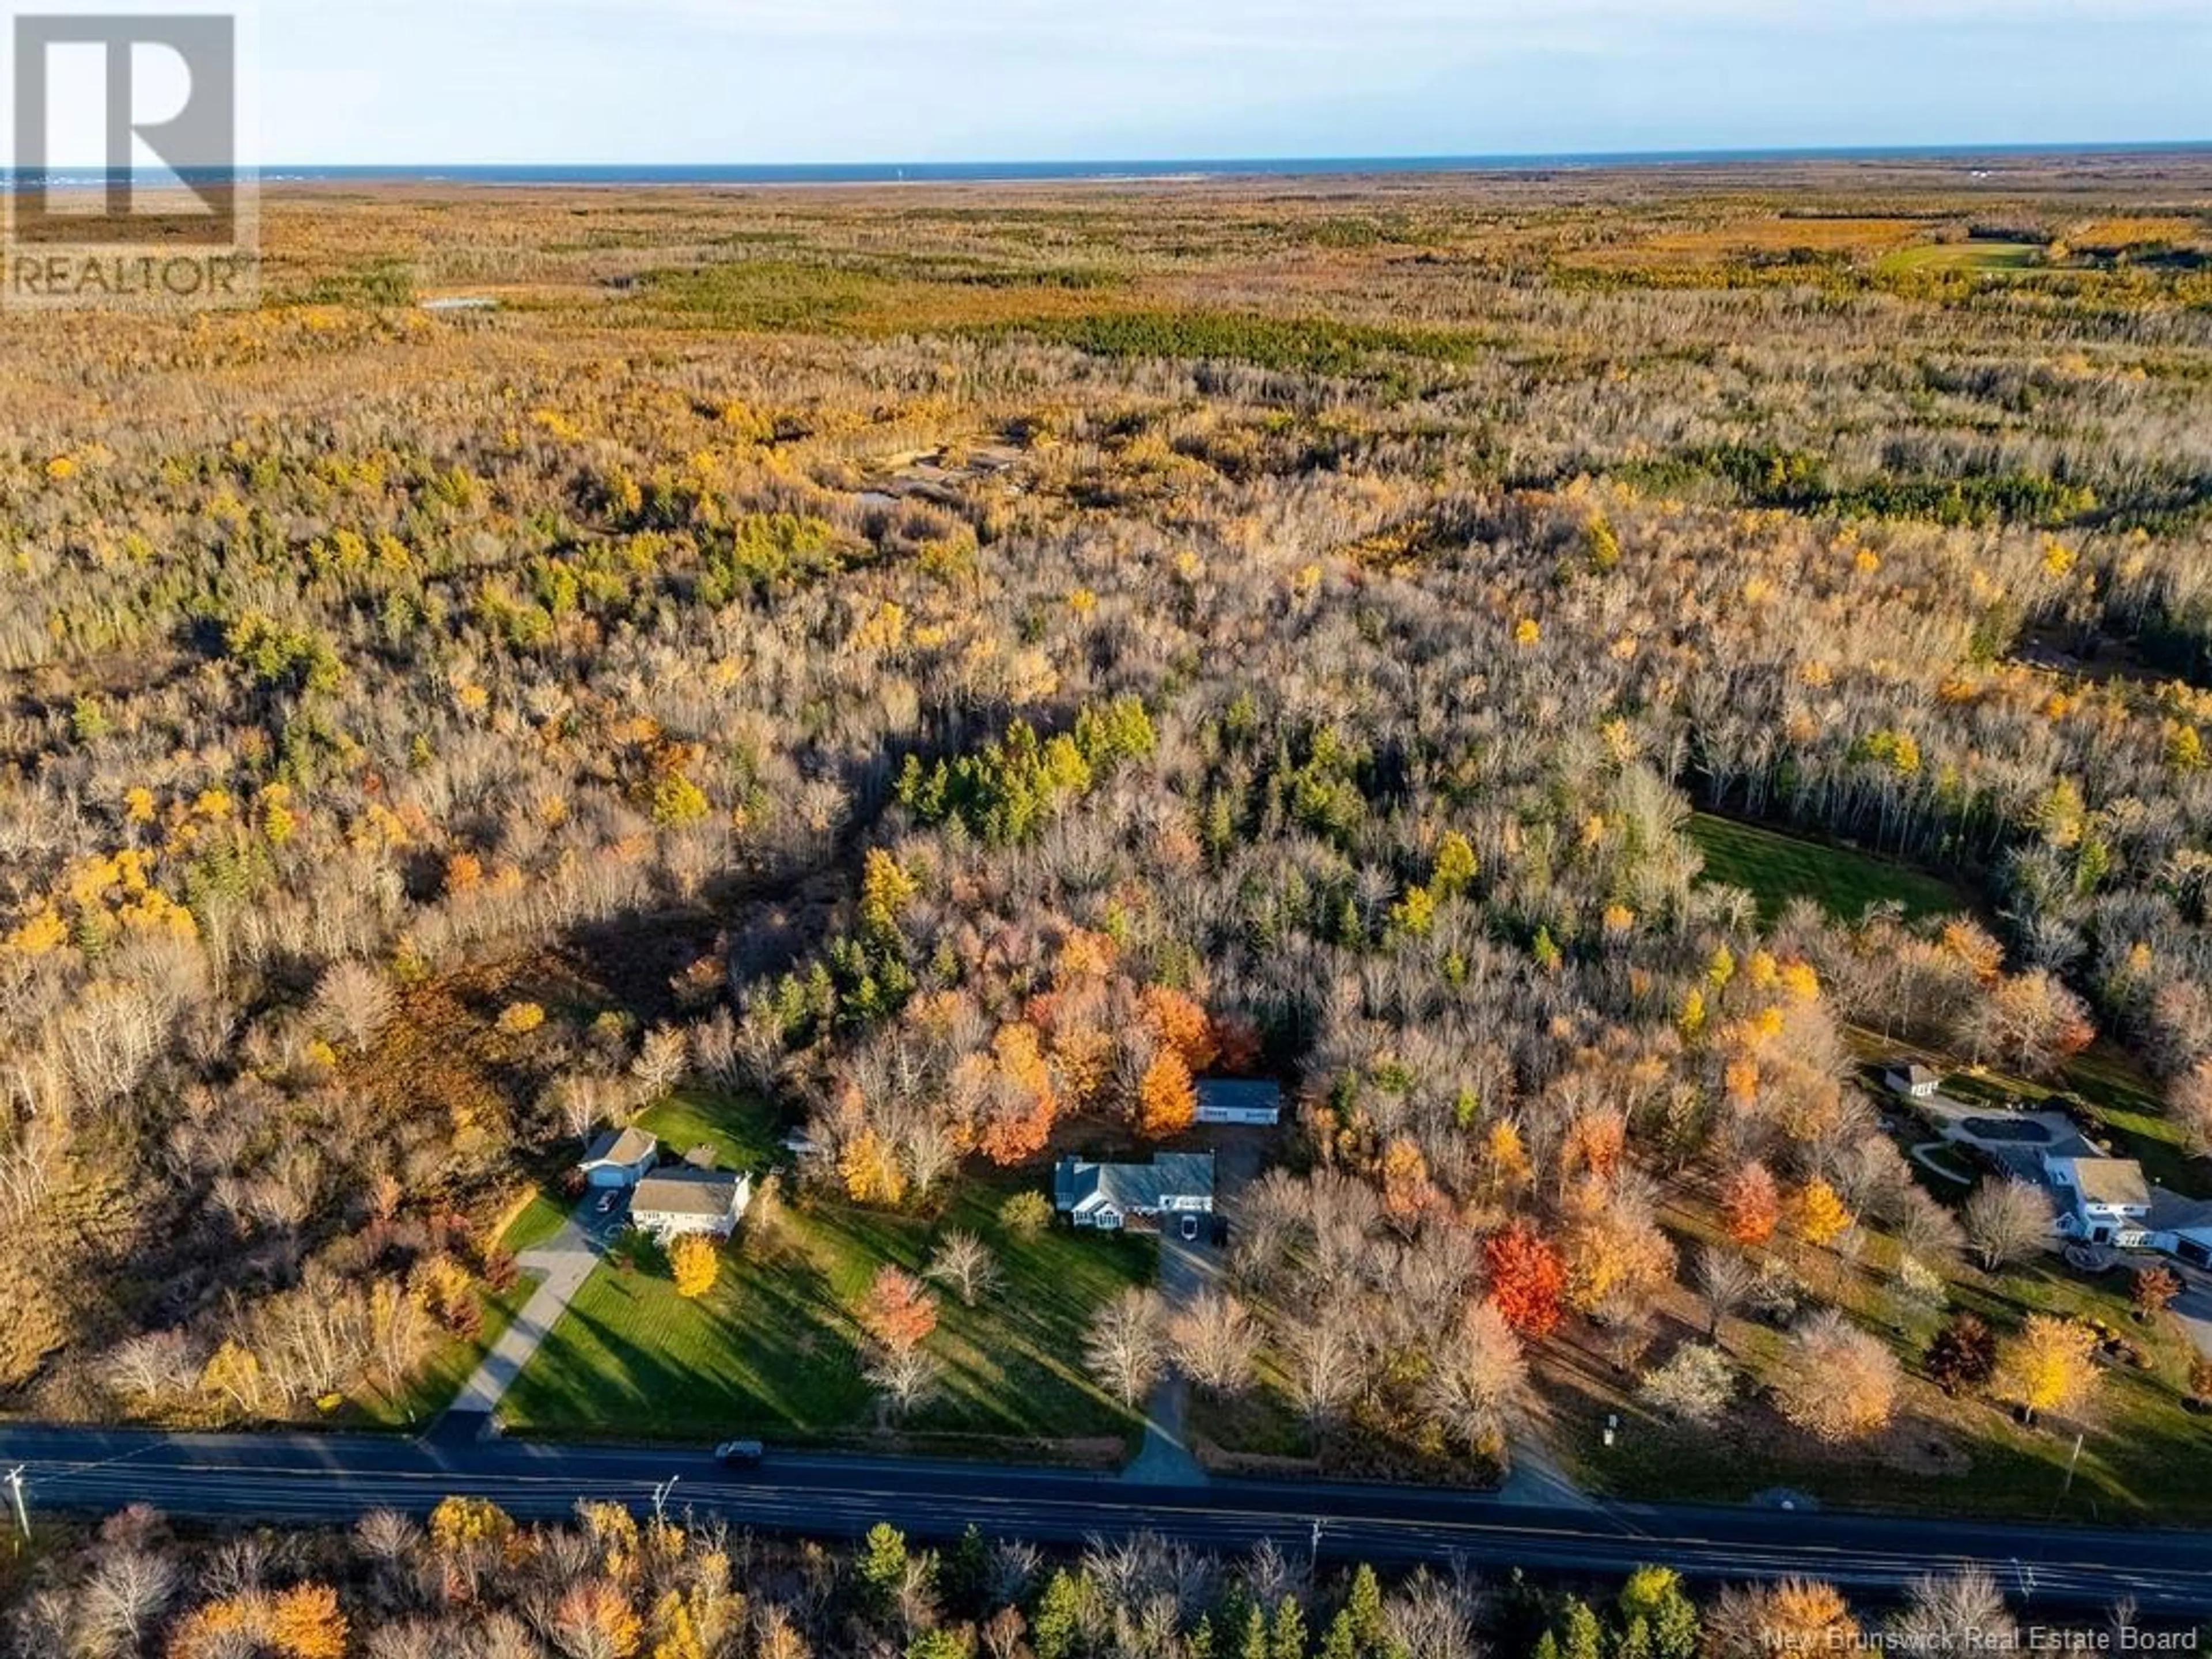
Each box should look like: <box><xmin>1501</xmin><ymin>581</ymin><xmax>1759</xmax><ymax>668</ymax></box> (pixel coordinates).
<box><xmin>1054</xmin><ymin>1152</ymin><xmax>1214</xmax><ymax>1231</ymax></box>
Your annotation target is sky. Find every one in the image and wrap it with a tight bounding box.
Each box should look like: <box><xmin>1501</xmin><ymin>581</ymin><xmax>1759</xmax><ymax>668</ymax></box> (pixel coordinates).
<box><xmin>32</xmin><ymin>0</ymin><xmax>2212</xmax><ymax>166</ymax></box>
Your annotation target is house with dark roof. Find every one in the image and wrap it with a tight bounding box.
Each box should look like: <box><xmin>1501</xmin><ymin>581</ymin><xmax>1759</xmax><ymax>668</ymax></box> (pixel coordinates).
<box><xmin>630</xmin><ymin>1168</ymin><xmax>752</xmax><ymax>1240</ymax></box>
<box><xmin>1053</xmin><ymin>1152</ymin><xmax>1214</xmax><ymax>1232</ymax></box>
<box><xmin>2147</xmin><ymin>1190</ymin><xmax>2212</xmax><ymax>1271</ymax></box>
<box><xmin>1195</xmin><ymin>1078</ymin><xmax>1282</xmax><ymax>1127</ymax></box>
<box><xmin>578</xmin><ymin>1126</ymin><xmax>659</xmax><ymax>1188</ymax></box>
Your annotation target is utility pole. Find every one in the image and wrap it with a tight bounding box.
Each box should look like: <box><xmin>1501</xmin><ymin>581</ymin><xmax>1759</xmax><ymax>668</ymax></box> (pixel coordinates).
<box><xmin>1309</xmin><ymin>1517</ymin><xmax>1323</xmax><ymax>1571</ymax></box>
<box><xmin>5</xmin><ymin>1468</ymin><xmax>26</xmax><ymax>1540</ymax></box>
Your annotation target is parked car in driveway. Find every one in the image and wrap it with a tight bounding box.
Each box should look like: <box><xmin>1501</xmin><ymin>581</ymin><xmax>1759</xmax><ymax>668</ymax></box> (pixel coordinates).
<box><xmin>595</xmin><ymin>1191</ymin><xmax>618</xmax><ymax>1215</ymax></box>
<box><xmin>1179</xmin><ymin>1214</ymin><xmax>1201</xmax><ymax>1241</ymax></box>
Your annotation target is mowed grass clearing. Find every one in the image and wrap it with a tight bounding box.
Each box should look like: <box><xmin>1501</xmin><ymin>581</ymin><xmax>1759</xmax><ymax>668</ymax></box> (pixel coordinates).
<box><xmin>1689</xmin><ymin>812</ymin><xmax>1968</xmax><ymax>923</ymax></box>
<box><xmin>1877</xmin><ymin>241</ymin><xmax>2041</xmax><ymax>275</ymax></box>
<box><xmin>503</xmin><ymin>1094</ymin><xmax>1157</xmax><ymax>1447</ymax></box>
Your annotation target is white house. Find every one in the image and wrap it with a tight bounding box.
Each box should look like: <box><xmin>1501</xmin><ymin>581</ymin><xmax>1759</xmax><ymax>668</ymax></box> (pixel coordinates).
<box><xmin>1195</xmin><ymin>1079</ymin><xmax>1282</xmax><ymax>1127</ymax></box>
<box><xmin>578</xmin><ymin>1127</ymin><xmax>658</xmax><ymax>1188</ymax></box>
<box><xmin>2043</xmin><ymin>1154</ymin><xmax>2153</xmax><ymax>1247</ymax></box>
<box><xmin>1053</xmin><ymin>1152</ymin><xmax>1214</xmax><ymax>1232</ymax></box>
<box><xmin>1883</xmin><ymin>1063</ymin><xmax>1943</xmax><ymax>1103</ymax></box>
<box><xmin>630</xmin><ymin>1168</ymin><xmax>752</xmax><ymax>1241</ymax></box>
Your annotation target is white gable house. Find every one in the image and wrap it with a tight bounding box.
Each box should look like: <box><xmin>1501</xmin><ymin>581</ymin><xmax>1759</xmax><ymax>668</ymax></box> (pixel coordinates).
<box><xmin>1053</xmin><ymin>1153</ymin><xmax>1214</xmax><ymax>1232</ymax></box>
<box><xmin>2043</xmin><ymin>1154</ymin><xmax>2152</xmax><ymax>1247</ymax></box>
<box><xmin>630</xmin><ymin>1168</ymin><xmax>752</xmax><ymax>1241</ymax></box>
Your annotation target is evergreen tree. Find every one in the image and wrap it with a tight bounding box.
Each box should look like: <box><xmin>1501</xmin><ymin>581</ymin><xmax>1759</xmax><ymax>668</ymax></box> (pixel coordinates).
<box><xmin>1271</xmin><ymin>1596</ymin><xmax>1309</xmax><ymax>1659</ymax></box>
<box><xmin>1031</xmin><ymin>1570</ymin><xmax>1086</xmax><ymax>1659</ymax></box>
<box><xmin>1620</xmin><ymin>1566</ymin><xmax>1699</xmax><ymax>1659</ymax></box>
<box><xmin>1343</xmin><ymin>1565</ymin><xmax>1386</xmax><ymax>1652</ymax></box>
<box><xmin>857</xmin><ymin>1522</ymin><xmax>911</xmax><ymax>1619</ymax></box>
<box><xmin>941</xmin><ymin>1522</ymin><xmax>990</xmax><ymax>1620</ymax></box>
<box><xmin>1560</xmin><ymin>1596</ymin><xmax>1605</xmax><ymax>1659</ymax></box>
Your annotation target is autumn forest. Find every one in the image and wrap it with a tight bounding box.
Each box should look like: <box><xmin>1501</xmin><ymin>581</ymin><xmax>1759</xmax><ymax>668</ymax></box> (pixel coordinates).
<box><xmin>5</xmin><ymin>153</ymin><xmax>2212</xmax><ymax>1558</ymax></box>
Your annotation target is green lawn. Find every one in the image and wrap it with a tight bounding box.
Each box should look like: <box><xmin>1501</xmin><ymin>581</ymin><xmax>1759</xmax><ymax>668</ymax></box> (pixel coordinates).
<box><xmin>637</xmin><ymin>1085</ymin><xmax>787</xmax><ymax>1169</ymax></box>
<box><xmin>349</xmin><ymin>1272</ymin><xmax>540</xmax><ymax>1429</ymax></box>
<box><xmin>1689</xmin><ymin>813</ymin><xmax>1968</xmax><ymax>923</ymax></box>
<box><xmin>1878</xmin><ymin>241</ymin><xmax>2041</xmax><ymax>275</ymax></box>
<box><xmin>504</xmin><ymin>1096</ymin><xmax>1157</xmax><ymax>1448</ymax></box>
<box><xmin>499</xmin><ymin>1191</ymin><xmax>574</xmax><ymax>1254</ymax></box>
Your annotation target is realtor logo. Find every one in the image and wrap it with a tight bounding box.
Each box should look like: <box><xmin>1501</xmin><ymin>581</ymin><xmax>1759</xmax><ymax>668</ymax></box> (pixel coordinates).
<box><xmin>7</xmin><ymin>10</ymin><xmax>257</xmax><ymax>306</ymax></box>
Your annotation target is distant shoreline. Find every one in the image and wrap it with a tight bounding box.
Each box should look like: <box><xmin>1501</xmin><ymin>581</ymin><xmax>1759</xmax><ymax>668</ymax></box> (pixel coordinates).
<box><xmin>10</xmin><ymin>141</ymin><xmax>2212</xmax><ymax>192</ymax></box>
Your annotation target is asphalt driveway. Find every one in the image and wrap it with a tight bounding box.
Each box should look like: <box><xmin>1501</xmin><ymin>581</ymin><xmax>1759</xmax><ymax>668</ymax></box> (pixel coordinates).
<box><xmin>444</xmin><ymin>1200</ymin><xmax>605</xmax><ymax>1421</ymax></box>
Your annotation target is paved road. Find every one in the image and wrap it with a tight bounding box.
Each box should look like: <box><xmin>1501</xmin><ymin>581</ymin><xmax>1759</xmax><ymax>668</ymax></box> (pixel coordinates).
<box><xmin>2</xmin><ymin>1427</ymin><xmax>2210</xmax><ymax>1613</ymax></box>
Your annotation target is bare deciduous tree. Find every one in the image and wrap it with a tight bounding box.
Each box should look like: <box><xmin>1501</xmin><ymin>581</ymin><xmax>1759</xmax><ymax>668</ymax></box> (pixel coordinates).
<box><xmin>1170</xmin><ymin>1289</ymin><xmax>1262</xmax><ymax>1398</ymax></box>
<box><xmin>311</xmin><ymin>959</ymin><xmax>397</xmax><ymax>1056</ymax></box>
<box><xmin>1695</xmin><ymin>1244</ymin><xmax>1758</xmax><ymax>1340</ymax></box>
<box><xmin>1963</xmin><ymin>1179</ymin><xmax>2052</xmax><ymax>1273</ymax></box>
<box><xmin>924</xmin><ymin>1229</ymin><xmax>1001</xmax><ymax>1307</ymax></box>
<box><xmin>1084</xmin><ymin>1287</ymin><xmax>1166</xmax><ymax>1407</ymax></box>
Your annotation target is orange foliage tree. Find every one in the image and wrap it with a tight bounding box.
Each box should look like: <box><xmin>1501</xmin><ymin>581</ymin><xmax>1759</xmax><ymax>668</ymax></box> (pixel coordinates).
<box><xmin>1139</xmin><ymin>984</ymin><xmax>1218</xmax><ymax>1071</ymax></box>
<box><xmin>270</xmin><ymin>1584</ymin><xmax>349</xmax><ymax>1659</ymax></box>
<box><xmin>1721</xmin><ymin>1160</ymin><xmax>1781</xmax><ymax>1249</ymax></box>
<box><xmin>861</xmin><ymin>1266</ymin><xmax>939</xmax><ymax>1354</ymax></box>
<box><xmin>1485</xmin><ymin>1222</ymin><xmax>1567</xmax><ymax>1339</ymax></box>
<box><xmin>1379</xmin><ymin>1137</ymin><xmax>1438</xmax><ymax>1234</ymax></box>
<box><xmin>1136</xmin><ymin>1048</ymin><xmax>1198</xmax><ymax>1139</ymax></box>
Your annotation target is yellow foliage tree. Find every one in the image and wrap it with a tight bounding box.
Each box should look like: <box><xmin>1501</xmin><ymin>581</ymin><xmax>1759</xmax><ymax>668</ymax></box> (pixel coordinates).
<box><xmin>1793</xmin><ymin>1177</ymin><xmax>1854</xmax><ymax>1249</ymax></box>
<box><xmin>1995</xmin><ymin>1314</ymin><xmax>2102</xmax><ymax>1424</ymax></box>
<box><xmin>671</xmin><ymin>1234</ymin><xmax>719</xmax><ymax>1300</ymax></box>
<box><xmin>429</xmin><ymin>1494</ymin><xmax>515</xmax><ymax>1555</ymax></box>
<box><xmin>839</xmin><ymin>1127</ymin><xmax>908</xmax><ymax>1208</ymax></box>
<box><xmin>269</xmin><ymin>1584</ymin><xmax>349</xmax><ymax>1659</ymax></box>
<box><xmin>859</xmin><ymin>847</ymin><xmax>918</xmax><ymax>935</ymax></box>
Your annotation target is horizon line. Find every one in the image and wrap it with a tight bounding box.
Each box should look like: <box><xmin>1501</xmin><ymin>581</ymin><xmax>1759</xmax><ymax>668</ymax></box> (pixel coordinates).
<box><xmin>244</xmin><ymin>136</ymin><xmax>2211</xmax><ymax>174</ymax></box>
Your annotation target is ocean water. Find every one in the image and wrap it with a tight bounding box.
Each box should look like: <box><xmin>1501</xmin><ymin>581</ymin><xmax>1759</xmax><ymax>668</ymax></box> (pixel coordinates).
<box><xmin>10</xmin><ymin>142</ymin><xmax>2208</xmax><ymax>192</ymax></box>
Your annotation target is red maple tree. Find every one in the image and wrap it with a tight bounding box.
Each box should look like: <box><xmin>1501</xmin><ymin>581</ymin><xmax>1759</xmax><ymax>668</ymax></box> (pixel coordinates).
<box><xmin>1484</xmin><ymin>1221</ymin><xmax>1566</xmax><ymax>1339</ymax></box>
